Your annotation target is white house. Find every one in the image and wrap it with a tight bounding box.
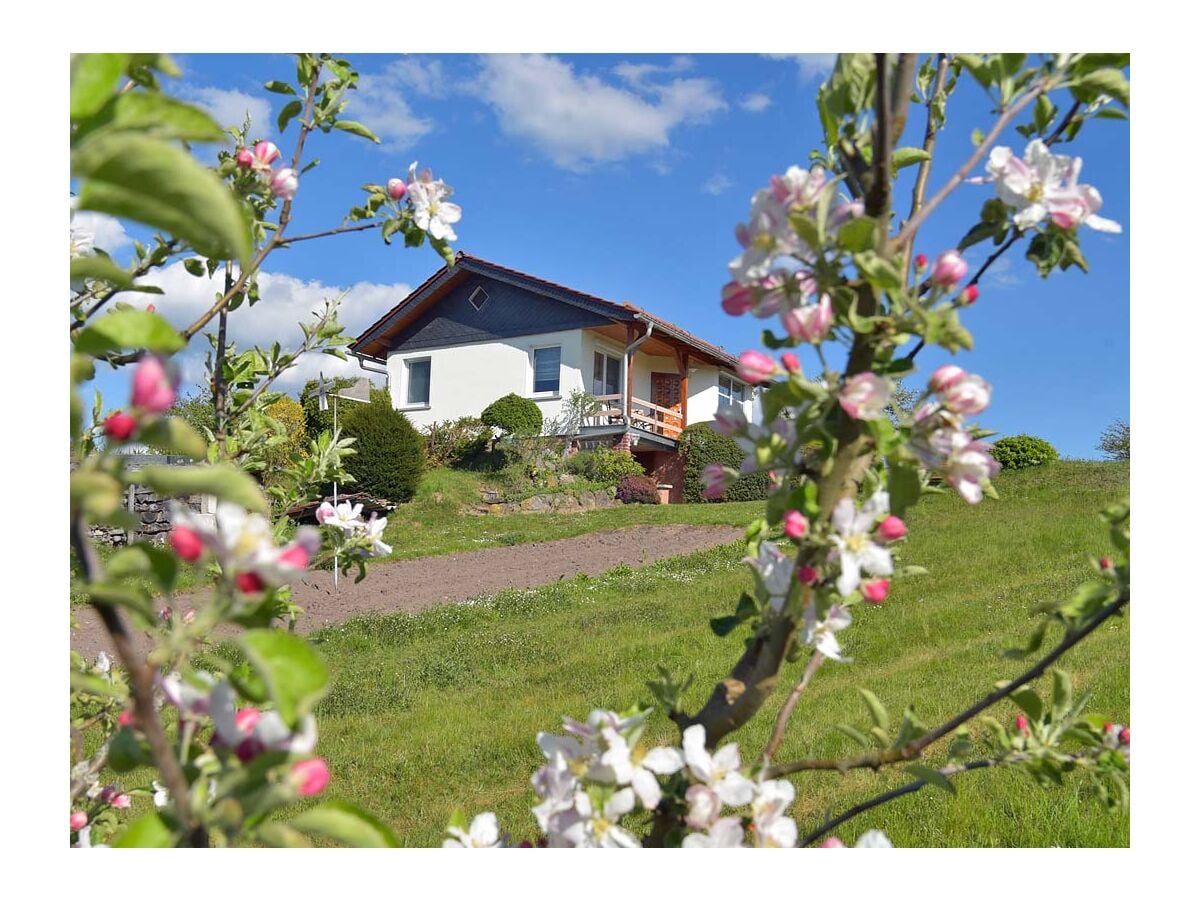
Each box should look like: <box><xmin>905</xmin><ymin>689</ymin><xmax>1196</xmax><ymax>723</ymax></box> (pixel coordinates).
<box><xmin>350</xmin><ymin>253</ymin><xmax>759</xmax><ymax>501</ymax></box>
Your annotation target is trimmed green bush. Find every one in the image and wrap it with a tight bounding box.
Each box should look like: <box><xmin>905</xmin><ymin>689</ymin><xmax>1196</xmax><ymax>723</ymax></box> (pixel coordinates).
<box><xmin>616</xmin><ymin>474</ymin><xmax>659</xmax><ymax>504</ymax></box>
<box><xmin>679</xmin><ymin>421</ymin><xmax>769</xmax><ymax>503</ymax></box>
<box><xmin>990</xmin><ymin>434</ymin><xmax>1059</xmax><ymax>470</ymax></box>
<box><xmin>340</xmin><ymin>390</ymin><xmax>425</xmax><ymax>502</ymax></box>
<box><xmin>481</xmin><ymin>393</ymin><xmax>543</xmax><ymax>438</ymax></box>
<box><xmin>566</xmin><ymin>447</ymin><xmax>645</xmax><ymax>484</ymax></box>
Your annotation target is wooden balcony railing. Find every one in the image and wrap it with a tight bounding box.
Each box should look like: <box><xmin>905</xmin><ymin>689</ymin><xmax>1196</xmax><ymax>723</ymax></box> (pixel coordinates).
<box><xmin>587</xmin><ymin>393</ymin><xmax>683</xmax><ymax>441</ymax></box>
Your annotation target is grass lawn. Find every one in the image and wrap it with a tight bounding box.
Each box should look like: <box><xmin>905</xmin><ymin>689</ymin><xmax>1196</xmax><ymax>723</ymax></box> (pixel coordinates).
<box><xmin>376</xmin><ymin>468</ymin><xmax>763</xmax><ymax>560</ymax></box>
<box><xmin>301</xmin><ymin>460</ymin><xmax>1129</xmax><ymax>847</ymax></box>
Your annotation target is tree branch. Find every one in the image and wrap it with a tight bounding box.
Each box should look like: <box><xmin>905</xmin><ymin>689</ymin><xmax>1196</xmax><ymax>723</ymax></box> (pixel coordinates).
<box><xmin>276</xmin><ymin>220</ymin><xmax>381</xmax><ymax>247</ymax></box>
<box><xmin>766</xmin><ymin>593</ymin><xmax>1128</xmax><ymax>778</ymax></box>
<box><xmin>761</xmin><ymin>650</ymin><xmax>824</xmax><ymax>766</ymax></box>
<box><xmin>901</xmin><ymin>54</ymin><xmax>950</xmax><ymax>279</ymax></box>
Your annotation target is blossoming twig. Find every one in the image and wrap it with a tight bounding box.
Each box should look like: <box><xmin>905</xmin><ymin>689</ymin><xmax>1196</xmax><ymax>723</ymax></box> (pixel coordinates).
<box><xmin>902</xmin><ymin>53</ymin><xmax>951</xmax><ymax>279</ymax></box>
<box><xmin>761</xmin><ymin>650</ymin><xmax>825</xmax><ymax>766</ymax></box>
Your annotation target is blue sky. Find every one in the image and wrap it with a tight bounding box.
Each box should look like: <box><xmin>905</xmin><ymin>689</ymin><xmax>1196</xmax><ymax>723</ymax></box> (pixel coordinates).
<box><xmin>82</xmin><ymin>53</ymin><xmax>1129</xmax><ymax>458</ymax></box>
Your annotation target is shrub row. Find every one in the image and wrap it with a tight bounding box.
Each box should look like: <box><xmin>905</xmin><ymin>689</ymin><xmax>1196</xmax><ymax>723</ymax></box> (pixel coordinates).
<box><xmin>679</xmin><ymin>422</ymin><xmax>769</xmax><ymax>503</ymax></box>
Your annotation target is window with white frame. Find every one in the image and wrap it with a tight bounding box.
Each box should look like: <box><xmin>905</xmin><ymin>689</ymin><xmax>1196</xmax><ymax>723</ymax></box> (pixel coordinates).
<box><xmin>592</xmin><ymin>350</ymin><xmax>621</xmax><ymax>397</ymax></box>
<box><xmin>718</xmin><ymin>373</ymin><xmax>745</xmax><ymax>409</ymax></box>
<box><xmin>405</xmin><ymin>358</ymin><xmax>431</xmax><ymax>406</ymax></box>
<box><xmin>532</xmin><ymin>346</ymin><xmax>561</xmax><ymax>394</ymax></box>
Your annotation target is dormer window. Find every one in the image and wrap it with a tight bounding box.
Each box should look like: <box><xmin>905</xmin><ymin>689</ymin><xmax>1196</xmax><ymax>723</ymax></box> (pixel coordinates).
<box><xmin>468</xmin><ymin>286</ymin><xmax>489</xmax><ymax>311</ymax></box>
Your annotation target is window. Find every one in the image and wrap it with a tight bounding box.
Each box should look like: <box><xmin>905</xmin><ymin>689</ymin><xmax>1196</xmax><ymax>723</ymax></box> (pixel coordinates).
<box><xmin>405</xmin><ymin>358</ymin><xmax>431</xmax><ymax>406</ymax></box>
<box><xmin>718</xmin><ymin>374</ymin><xmax>745</xmax><ymax>409</ymax></box>
<box><xmin>533</xmin><ymin>346</ymin><xmax>561</xmax><ymax>394</ymax></box>
<box><xmin>592</xmin><ymin>351</ymin><xmax>621</xmax><ymax>397</ymax></box>
<box><xmin>468</xmin><ymin>286</ymin><xmax>489</xmax><ymax>311</ymax></box>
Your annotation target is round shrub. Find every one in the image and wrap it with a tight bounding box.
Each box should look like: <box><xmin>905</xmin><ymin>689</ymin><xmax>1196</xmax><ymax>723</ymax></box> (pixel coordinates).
<box><xmin>566</xmin><ymin>447</ymin><xmax>645</xmax><ymax>484</ymax></box>
<box><xmin>481</xmin><ymin>393</ymin><xmax>543</xmax><ymax>438</ymax></box>
<box><xmin>340</xmin><ymin>390</ymin><xmax>425</xmax><ymax>502</ymax></box>
<box><xmin>990</xmin><ymin>434</ymin><xmax>1059</xmax><ymax>470</ymax></box>
<box><xmin>679</xmin><ymin>422</ymin><xmax>769</xmax><ymax>503</ymax></box>
<box><xmin>262</xmin><ymin>396</ymin><xmax>309</xmax><ymax>480</ymax></box>
<box><xmin>616</xmin><ymin>473</ymin><xmax>659</xmax><ymax>504</ymax></box>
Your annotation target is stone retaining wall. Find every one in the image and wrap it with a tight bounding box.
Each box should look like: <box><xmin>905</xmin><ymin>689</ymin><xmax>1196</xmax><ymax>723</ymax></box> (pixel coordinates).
<box><xmin>474</xmin><ymin>486</ymin><xmax>619</xmax><ymax>516</ymax></box>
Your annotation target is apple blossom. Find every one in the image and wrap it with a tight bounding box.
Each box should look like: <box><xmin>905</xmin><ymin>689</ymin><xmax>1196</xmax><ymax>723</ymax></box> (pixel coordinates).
<box><xmin>796</xmin><ymin>565</ymin><xmax>819</xmax><ymax>585</ymax></box>
<box><xmin>984</xmin><ymin>140</ymin><xmax>1122</xmax><ymax>234</ymax></box>
<box><xmin>270</xmin><ymin>167</ymin><xmax>299</xmax><ymax>200</ymax></box>
<box><xmin>962</xmin><ymin>284</ymin><xmax>980</xmax><ymax>304</ymax></box>
<box><xmin>152</xmin><ymin>781</ymin><xmax>169</xmax><ymax>809</ymax></box>
<box><xmin>931</xmin><ymin>250</ymin><xmax>968</xmax><ymax>287</ymax></box>
<box><xmin>169</xmin><ymin>525</ymin><xmax>204</xmax><ymax>562</ymax></box>
<box><xmin>235</xmin><ymin>147</ymin><xmax>254</xmax><ymax>168</ymax></box>
<box><xmin>783</xmin><ymin>510</ymin><xmax>809</xmax><ymax>540</ymax></box>
<box><xmin>721</xmin><ymin>281</ymin><xmax>755</xmax><ymax>316</ymax></box>
<box><xmin>854</xmin><ymin>830</ymin><xmax>894</xmax><ymax>848</ymax></box>
<box><xmin>70</xmin><ymin>811</ymin><xmax>88</xmax><ymax>831</ymax></box>
<box><xmin>914</xmin><ymin>253</ymin><xmax>928</xmax><ymax>269</ymax></box>
<box><xmin>290</xmin><ymin>758</ymin><xmax>331</xmax><ymax>797</ymax></box>
<box><xmin>737</xmin><ymin>349</ymin><xmax>778</xmax><ymax>384</ymax></box>
<box><xmin>877</xmin><ymin>515</ymin><xmax>907</xmax><ymax>542</ymax></box>
<box><xmin>252</xmin><ymin>140</ymin><xmax>281</xmax><ymax>170</ymax></box>
<box><xmin>408</xmin><ymin>161</ymin><xmax>462</xmax><ymax>241</ymax></box>
<box><xmin>682</xmin><ymin>817</ymin><xmax>746</xmax><ymax>848</ymax></box>
<box><xmin>444</xmin><ymin>812</ymin><xmax>503</xmax><ymax>848</ymax></box>
<box><xmin>800</xmin><ymin>602</ymin><xmax>852</xmax><ymax>661</ymax></box>
<box><xmin>747</xmin><ymin>541</ymin><xmax>796</xmax><ymax>612</ymax></box>
<box><xmin>929</xmin><ymin>364</ymin><xmax>966</xmax><ymax>393</ymax></box>
<box><xmin>839</xmin><ymin>372</ymin><xmax>891</xmax><ymax>421</ymax></box>
<box><xmin>235</xmin><ymin>571</ymin><xmax>265</xmax><ymax>593</ymax></box>
<box><xmin>118</xmin><ymin>708</ymin><xmax>135</xmax><ymax>727</ymax></box>
<box><xmin>820</xmin><ymin>836</ymin><xmax>845</xmax><ymax>848</ymax></box>
<box><xmin>702</xmin><ymin>463</ymin><xmax>736</xmax><ymax>500</ymax></box>
<box><xmin>828</xmin><ymin>198</ymin><xmax>865</xmax><ymax>231</ymax></box>
<box><xmin>941</xmin><ymin>373</ymin><xmax>991</xmax><ymax>416</ymax></box>
<box><xmin>781</xmin><ymin>294</ymin><xmax>833</xmax><ymax>343</ymax></box>
<box><xmin>1016</xmin><ymin>714</ymin><xmax>1030</xmax><ymax>734</ymax></box>
<box><xmin>769</xmin><ymin>164</ymin><xmax>827</xmax><ymax>209</ymax></box>
<box><xmin>386</xmin><ymin>177</ymin><xmax>407</xmax><ymax>200</ymax></box>
<box><xmin>103</xmin><ymin>411</ymin><xmax>137</xmax><ymax>441</ymax></box>
<box><xmin>862</xmin><ymin>578</ymin><xmax>889</xmax><ymax>604</ymax></box>
<box><xmin>729</xmin><ymin>187</ymin><xmax>810</xmax><ymax>284</ymax></box>
<box><xmin>829</xmin><ymin>492</ymin><xmax>894</xmax><ymax>596</ymax></box>
<box><xmin>750</xmin><ymin>778</ymin><xmax>799</xmax><ymax>848</ymax></box>
<box><xmin>562</xmin><ymin>788</ymin><xmax>640</xmax><ymax>848</ymax></box>
<box><xmin>682</xmin><ymin>725</ymin><xmax>755</xmax><ymax>806</ymax></box>
<box><xmin>781</xmin><ymin>351</ymin><xmax>801</xmax><ymax>374</ymax></box>
<box><xmin>684</xmin><ymin>784</ymin><xmax>722</xmax><ymax>831</ymax></box>
<box><xmin>131</xmin><ymin>355</ymin><xmax>178</xmax><ymax>414</ymax></box>
<box><xmin>158</xmin><ymin>670</ymin><xmax>215</xmax><ymax>716</ymax></box>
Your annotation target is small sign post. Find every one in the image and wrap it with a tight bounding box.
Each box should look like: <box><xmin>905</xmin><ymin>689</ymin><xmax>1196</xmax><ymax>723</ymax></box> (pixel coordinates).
<box><xmin>316</xmin><ymin>374</ymin><xmax>372</xmax><ymax>590</ymax></box>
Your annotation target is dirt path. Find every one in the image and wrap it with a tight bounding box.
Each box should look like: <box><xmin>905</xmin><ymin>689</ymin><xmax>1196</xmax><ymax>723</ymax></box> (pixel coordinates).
<box><xmin>70</xmin><ymin>524</ymin><xmax>744</xmax><ymax>660</ymax></box>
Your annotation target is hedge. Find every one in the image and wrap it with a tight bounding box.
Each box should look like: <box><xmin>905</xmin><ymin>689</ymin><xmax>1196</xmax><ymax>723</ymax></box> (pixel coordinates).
<box><xmin>679</xmin><ymin>421</ymin><xmax>769</xmax><ymax>503</ymax></box>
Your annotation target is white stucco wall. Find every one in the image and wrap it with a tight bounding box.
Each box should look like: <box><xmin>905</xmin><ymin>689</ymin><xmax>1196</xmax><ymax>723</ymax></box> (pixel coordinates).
<box><xmin>386</xmin><ymin>329</ymin><xmax>587</xmax><ymax>430</ymax></box>
<box><xmin>386</xmin><ymin>328</ymin><xmax>759</xmax><ymax>431</ymax></box>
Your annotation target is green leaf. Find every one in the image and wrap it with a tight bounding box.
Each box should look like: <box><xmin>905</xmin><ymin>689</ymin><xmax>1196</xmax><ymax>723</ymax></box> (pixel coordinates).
<box><xmin>1072</xmin><ymin>69</ymin><xmax>1130</xmax><ymax>108</ymax></box>
<box><xmin>70</xmin><ymin>470</ymin><xmax>124</xmax><ymax>520</ymax></box>
<box><xmin>837</xmin><ymin>217</ymin><xmax>877</xmax><ymax>253</ymax></box>
<box><xmin>709</xmin><ymin>615</ymin><xmax>742</xmax><ymax>637</ymax></box>
<box><xmin>239</xmin><ymin>629</ymin><xmax>328</xmax><ymax>726</ymax></box>
<box><xmin>107</xmin><ymin>726</ymin><xmax>154</xmax><ymax>772</ymax></box>
<box><xmin>133</xmin><ymin>463</ymin><xmax>268</xmax><ymax>514</ymax></box>
<box><xmin>277</xmin><ymin>99</ymin><xmax>304</xmax><ymax>134</ymax></box>
<box><xmin>1051</xmin><ymin>669</ymin><xmax>1073</xmax><ymax>719</ymax></box>
<box><xmin>74</xmin><ymin>309</ymin><xmax>184</xmax><ymax>356</ymax></box>
<box><xmin>264</xmin><ymin>80</ymin><xmax>297</xmax><ymax>95</ymax></box>
<box><xmin>137</xmin><ymin>416</ymin><xmax>209</xmax><ymax>459</ymax></box>
<box><xmin>859</xmin><ymin>688</ymin><xmax>890</xmax><ymax>732</ymax></box>
<box><xmin>71</xmin><ymin>256</ymin><xmax>133</xmax><ymax>289</ymax></box>
<box><xmin>1009</xmin><ymin>686</ymin><xmax>1043</xmax><ymax>722</ymax></box>
<box><xmin>114</xmin><ymin>812</ymin><xmax>176</xmax><ymax>847</ymax></box>
<box><xmin>890</xmin><ymin>147</ymin><xmax>931</xmax><ymax>174</ymax></box>
<box><xmin>289</xmin><ymin>801</ymin><xmax>400</xmax><ymax>848</ymax></box>
<box><xmin>70</xmin><ymin>671</ymin><xmax>128</xmax><ymax>700</ymax></box>
<box><xmin>257</xmin><ymin>822</ymin><xmax>312</xmax><ymax>847</ymax></box>
<box><xmin>333</xmin><ymin>120</ymin><xmax>381</xmax><ymax>143</ymax></box>
<box><xmin>854</xmin><ymin>251</ymin><xmax>904</xmax><ymax>293</ymax></box>
<box><xmin>834</xmin><ymin>723</ymin><xmax>871</xmax><ymax>748</ymax></box>
<box><xmin>71</xmin><ymin>54</ymin><xmax>129</xmax><ymax>120</ymax></box>
<box><xmin>906</xmin><ymin>764</ymin><xmax>956</xmax><ymax>795</ymax></box>
<box><xmin>73</xmin><ymin>131</ymin><xmax>251</xmax><ymax>264</ymax></box>
<box><xmin>112</xmin><ymin>92</ymin><xmax>225</xmax><ymax>141</ymax></box>
<box><xmin>1004</xmin><ymin>619</ymin><xmax>1049</xmax><ymax>660</ymax></box>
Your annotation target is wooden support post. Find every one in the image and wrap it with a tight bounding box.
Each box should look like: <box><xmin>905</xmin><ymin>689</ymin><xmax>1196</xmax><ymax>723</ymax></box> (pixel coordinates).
<box><xmin>675</xmin><ymin>349</ymin><xmax>689</xmax><ymax>428</ymax></box>
<box><xmin>625</xmin><ymin>323</ymin><xmax>637</xmax><ymax>421</ymax></box>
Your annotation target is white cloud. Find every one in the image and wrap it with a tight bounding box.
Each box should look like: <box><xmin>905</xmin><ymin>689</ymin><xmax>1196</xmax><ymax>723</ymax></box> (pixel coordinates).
<box><xmin>73</xmin><ymin>212</ymin><xmax>130</xmax><ymax>254</ymax></box>
<box><xmin>761</xmin><ymin>54</ymin><xmax>838</xmax><ymax>81</ymax></box>
<box><xmin>613</xmin><ymin>56</ymin><xmax>695</xmax><ymax>91</ymax></box>
<box><xmin>475</xmin><ymin>54</ymin><xmax>725</xmax><ymax>170</ymax></box>
<box><xmin>132</xmin><ymin>262</ymin><xmax>410</xmax><ymax>394</ymax></box>
<box><xmin>979</xmin><ymin>256</ymin><xmax>1022</xmax><ymax>289</ymax></box>
<box><xmin>352</xmin><ymin>58</ymin><xmax>449</xmax><ymax>150</ymax></box>
<box><xmin>701</xmin><ymin>173</ymin><xmax>733</xmax><ymax>195</ymax></box>
<box><xmin>182</xmin><ymin>86</ymin><xmax>272</xmax><ymax>133</ymax></box>
<box><xmin>740</xmin><ymin>92</ymin><xmax>772</xmax><ymax>113</ymax></box>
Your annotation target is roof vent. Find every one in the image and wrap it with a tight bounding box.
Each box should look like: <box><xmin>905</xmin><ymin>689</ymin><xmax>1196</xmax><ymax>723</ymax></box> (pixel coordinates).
<box><xmin>468</xmin><ymin>286</ymin><xmax>489</xmax><ymax>311</ymax></box>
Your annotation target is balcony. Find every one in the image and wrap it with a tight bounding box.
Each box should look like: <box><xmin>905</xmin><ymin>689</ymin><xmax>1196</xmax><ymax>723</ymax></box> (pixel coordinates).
<box><xmin>587</xmin><ymin>393</ymin><xmax>684</xmax><ymax>441</ymax></box>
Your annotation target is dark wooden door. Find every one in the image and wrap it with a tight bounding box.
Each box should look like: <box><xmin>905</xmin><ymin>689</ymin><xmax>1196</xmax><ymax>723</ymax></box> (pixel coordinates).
<box><xmin>651</xmin><ymin>373</ymin><xmax>683</xmax><ymax>432</ymax></box>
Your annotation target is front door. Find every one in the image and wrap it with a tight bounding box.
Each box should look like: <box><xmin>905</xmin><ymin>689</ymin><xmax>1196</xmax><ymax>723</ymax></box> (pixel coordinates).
<box><xmin>651</xmin><ymin>372</ymin><xmax>683</xmax><ymax>434</ymax></box>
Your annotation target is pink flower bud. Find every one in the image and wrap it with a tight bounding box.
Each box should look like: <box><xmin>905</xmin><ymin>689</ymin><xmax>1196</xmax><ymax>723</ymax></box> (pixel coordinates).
<box><xmin>914</xmin><ymin>253</ymin><xmax>928</xmax><ymax>270</ymax></box>
<box><xmin>131</xmin><ymin>355</ymin><xmax>178</xmax><ymax>414</ymax></box>
<box><xmin>796</xmin><ymin>565</ymin><xmax>819</xmax><ymax>585</ymax></box>
<box><xmin>780</xmin><ymin>295</ymin><xmax>833</xmax><ymax>343</ymax></box>
<box><xmin>721</xmin><ymin>281</ymin><xmax>755</xmax><ymax>316</ymax></box>
<box><xmin>291</xmin><ymin>758</ymin><xmax>331</xmax><ymax>797</ymax></box>
<box><xmin>235</xmin><ymin>571</ymin><xmax>265</xmax><ymax>594</ymax></box>
<box><xmin>236</xmin><ymin>147</ymin><xmax>254</xmax><ymax>168</ymax></box>
<box><xmin>182</xmin><ymin>608</ymin><xmax>195</xmax><ymax>624</ymax></box>
<box><xmin>862</xmin><ymin>578</ymin><xmax>889</xmax><ymax>604</ymax></box>
<box><xmin>111</xmin><ymin>793</ymin><xmax>132</xmax><ymax>809</ymax></box>
<box><xmin>877</xmin><ymin>515</ymin><xmax>907</xmax><ymax>542</ymax></box>
<box><xmin>941</xmin><ymin>374</ymin><xmax>991</xmax><ymax>416</ymax></box>
<box><xmin>252</xmin><ymin>141</ymin><xmax>281</xmax><ymax>167</ymax></box>
<box><xmin>783</xmin><ymin>510</ymin><xmax>809</xmax><ymax>540</ymax></box>
<box><xmin>70</xmin><ymin>811</ymin><xmax>88</xmax><ymax>831</ymax></box>
<box><xmin>839</xmin><ymin>372</ymin><xmax>891</xmax><ymax>421</ymax></box>
<box><xmin>277</xmin><ymin>543</ymin><xmax>311</xmax><ymax>571</ymax></box>
<box><xmin>1118</xmin><ymin>726</ymin><xmax>1130</xmax><ymax>744</ymax></box>
<box><xmin>386</xmin><ymin>178</ymin><xmax>408</xmax><ymax>200</ymax></box>
<box><xmin>931</xmin><ymin>250</ymin><xmax>968</xmax><ymax>287</ymax></box>
<box><xmin>1103</xmin><ymin>721</ymin><xmax>1114</xmax><ymax>734</ymax></box>
<box><xmin>702</xmin><ymin>463</ymin><xmax>733</xmax><ymax>500</ymax></box>
<box><xmin>316</xmin><ymin>501</ymin><xmax>336</xmax><ymax>524</ymax></box>
<box><xmin>118</xmin><ymin>708</ymin><xmax>135</xmax><ymax>728</ymax></box>
<box><xmin>104</xmin><ymin>411</ymin><xmax>137</xmax><ymax>442</ymax></box>
<box><xmin>819</xmin><ymin>837</ymin><xmax>846</xmax><ymax>848</ymax></box>
<box><xmin>1016</xmin><ymin>715</ymin><xmax>1030</xmax><ymax>734</ymax></box>
<box><xmin>1099</xmin><ymin>556</ymin><xmax>1112</xmax><ymax>571</ymax></box>
<box><xmin>270</xmin><ymin>167</ymin><xmax>299</xmax><ymax>200</ymax></box>
<box><xmin>781</xmin><ymin>352</ymin><xmax>800</xmax><ymax>374</ymax></box>
<box><xmin>169</xmin><ymin>526</ymin><xmax>204</xmax><ymax>563</ymax></box>
<box><xmin>737</xmin><ymin>349</ymin><xmax>778</xmax><ymax>384</ymax></box>
<box><xmin>962</xmin><ymin>284</ymin><xmax>979</xmax><ymax>304</ymax></box>
<box><xmin>146</xmin><ymin>303</ymin><xmax>156</xmax><ymax>313</ymax></box>
<box><xmin>928</xmin><ymin>364</ymin><xmax>966</xmax><ymax>393</ymax></box>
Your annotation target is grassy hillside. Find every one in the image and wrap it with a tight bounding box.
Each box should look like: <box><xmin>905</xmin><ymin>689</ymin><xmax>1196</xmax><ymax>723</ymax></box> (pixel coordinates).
<box><xmin>305</xmin><ymin>461</ymin><xmax>1130</xmax><ymax>846</ymax></box>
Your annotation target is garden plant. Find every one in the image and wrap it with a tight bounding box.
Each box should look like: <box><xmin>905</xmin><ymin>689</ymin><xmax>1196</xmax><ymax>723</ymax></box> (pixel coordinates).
<box><xmin>69</xmin><ymin>52</ymin><xmax>1129</xmax><ymax>848</ymax></box>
